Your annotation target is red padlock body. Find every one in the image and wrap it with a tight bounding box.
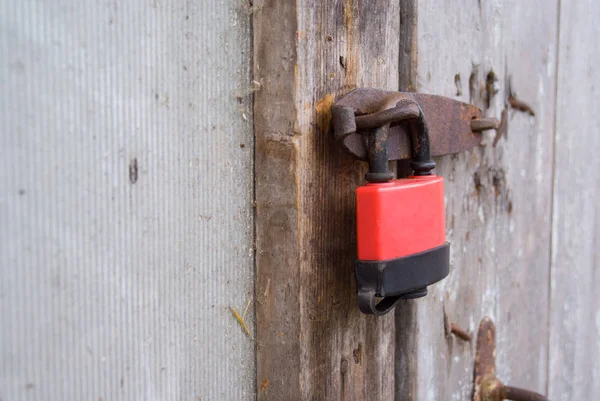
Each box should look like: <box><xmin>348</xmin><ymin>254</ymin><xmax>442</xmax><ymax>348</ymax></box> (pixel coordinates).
<box><xmin>356</xmin><ymin>175</ymin><xmax>446</xmax><ymax>261</ymax></box>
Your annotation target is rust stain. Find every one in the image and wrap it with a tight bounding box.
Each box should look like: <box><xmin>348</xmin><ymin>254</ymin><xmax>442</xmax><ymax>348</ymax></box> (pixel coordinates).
<box><xmin>508</xmin><ymin>95</ymin><xmax>535</xmax><ymax>116</ymax></box>
<box><xmin>315</xmin><ymin>94</ymin><xmax>334</xmax><ymax>133</ymax></box>
<box><xmin>260</xmin><ymin>379</ymin><xmax>269</xmax><ymax>393</ymax></box>
<box><xmin>485</xmin><ymin>69</ymin><xmax>498</xmax><ymax>107</ymax></box>
<box><xmin>455</xmin><ymin>73</ymin><xmax>463</xmax><ymax>96</ymax></box>
<box><xmin>343</xmin><ymin>0</ymin><xmax>358</xmax><ymax>89</ymax></box>
<box><xmin>493</xmin><ymin>107</ymin><xmax>509</xmax><ymax>147</ymax></box>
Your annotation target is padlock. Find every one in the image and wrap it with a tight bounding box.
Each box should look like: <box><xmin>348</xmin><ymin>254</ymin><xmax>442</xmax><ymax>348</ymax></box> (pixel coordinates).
<box><xmin>333</xmin><ymin>96</ymin><xmax>450</xmax><ymax>316</ymax></box>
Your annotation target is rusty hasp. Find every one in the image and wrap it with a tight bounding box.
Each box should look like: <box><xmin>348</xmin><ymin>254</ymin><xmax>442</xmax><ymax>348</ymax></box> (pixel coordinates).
<box><xmin>473</xmin><ymin>317</ymin><xmax>550</xmax><ymax>401</ymax></box>
<box><xmin>332</xmin><ymin>88</ymin><xmax>498</xmax><ymax>161</ymax></box>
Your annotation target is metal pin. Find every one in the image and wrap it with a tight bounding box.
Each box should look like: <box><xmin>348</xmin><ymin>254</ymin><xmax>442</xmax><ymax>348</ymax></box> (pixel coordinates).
<box><xmin>450</xmin><ymin>323</ymin><xmax>472</xmax><ymax>342</ymax></box>
<box><xmin>503</xmin><ymin>385</ymin><xmax>549</xmax><ymax>401</ymax></box>
<box><xmin>471</xmin><ymin>117</ymin><xmax>500</xmax><ymax>132</ymax></box>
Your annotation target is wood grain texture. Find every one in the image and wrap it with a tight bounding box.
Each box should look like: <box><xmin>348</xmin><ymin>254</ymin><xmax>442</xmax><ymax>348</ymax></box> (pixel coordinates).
<box><xmin>396</xmin><ymin>1</ymin><xmax>558</xmax><ymax>400</ymax></box>
<box><xmin>254</xmin><ymin>1</ymin><xmax>301</xmax><ymax>399</ymax></box>
<box><xmin>548</xmin><ymin>1</ymin><xmax>600</xmax><ymax>400</ymax></box>
<box><xmin>254</xmin><ymin>1</ymin><xmax>399</xmax><ymax>400</ymax></box>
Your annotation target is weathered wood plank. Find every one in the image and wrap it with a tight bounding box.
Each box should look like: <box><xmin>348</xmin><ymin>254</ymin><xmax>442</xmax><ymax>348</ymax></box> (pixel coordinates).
<box><xmin>255</xmin><ymin>1</ymin><xmax>399</xmax><ymax>400</ymax></box>
<box><xmin>396</xmin><ymin>1</ymin><xmax>558</xmax><ymax>400</ymax></box>
<box><xmin>493</xmin><ymin>3</ymin><xmax>557</xmax><ymax>393</ymax></box>
<box><xmin>254</xmin><ymin>1</ymin><xmax>301</xmax><ymax>399</ymax></box>
<box><xmin>548</xmin><ymin>1</ymin><xmax>600</xmax><ymax>400</ymax></box>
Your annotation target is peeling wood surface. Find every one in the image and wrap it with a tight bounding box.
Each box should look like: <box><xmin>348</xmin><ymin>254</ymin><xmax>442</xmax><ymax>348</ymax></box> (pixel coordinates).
<box><xmin>396</xmin><ymin>1</ymin><xmax>558</xmax><ymax>400</ymax></box>
<box><xmin>548</xmin><ymin>1</ymin><xmax>600</xmax><ymax>399</ymax></box>
<box><xmin>254</xmin><ymin>1</ymin><xmax>399</xmax><ymax>400</ymax></box>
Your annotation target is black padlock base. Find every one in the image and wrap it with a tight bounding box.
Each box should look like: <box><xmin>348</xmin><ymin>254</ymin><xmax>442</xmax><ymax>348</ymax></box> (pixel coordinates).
<box><xmin>355</xmin><ymin>242</ymin><xmax>450</xmax><ymax>315</ymax></box>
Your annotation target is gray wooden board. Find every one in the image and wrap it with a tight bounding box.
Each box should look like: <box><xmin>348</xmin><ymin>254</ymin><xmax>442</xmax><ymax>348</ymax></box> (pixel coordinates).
<box><xmin>548</xmin><ymin>1</ymin><xmax>600</xmax><ymax>400</ymax></box>
<box><xmin>254</xmin><ymin>1</ymin><xmax>399</xmax><ymax>400</ymax></box>
<box><xmin>396</xmin><ymin>1</ymin><xmax>558</xmax><ymax>400</ymax></box>
<box><xmin>0</xmin><ymin>1</ymin><xmax>254</xmax><ymax>400</ymax></box>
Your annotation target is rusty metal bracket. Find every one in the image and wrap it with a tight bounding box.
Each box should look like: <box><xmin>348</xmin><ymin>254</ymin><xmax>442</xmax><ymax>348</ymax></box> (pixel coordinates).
<box><xmin>474</xmin><ymin>317</ymin><xmax>550</xmax><ymax>401</ymax></box>
<box><xmin>332</xmin><ymin>88</ymin><xmax>498</xmax><ymax>161</ymax></box>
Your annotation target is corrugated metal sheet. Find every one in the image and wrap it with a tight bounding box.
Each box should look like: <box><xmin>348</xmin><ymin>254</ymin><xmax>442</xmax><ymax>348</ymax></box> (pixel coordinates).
<box><xmin>0</xmin><ymin>1</ymin><xmax>255</xmax><ymax>400</ymax></box>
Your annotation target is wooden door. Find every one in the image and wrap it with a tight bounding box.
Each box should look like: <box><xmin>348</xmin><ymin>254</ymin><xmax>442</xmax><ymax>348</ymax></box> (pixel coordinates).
<box><xmin>254</xmin><ymin>1</ymin><xmax>599</xmax><ymax>401</ymax></box>
<box><xmin>397</xmin><ymin>2</ymin><xmax>600</xmax><ymax>400</ymax></box>
<box><xmin>396</xmin><ymin>0</ymin><xmax>556</xmax><ymax>399</ymax></box>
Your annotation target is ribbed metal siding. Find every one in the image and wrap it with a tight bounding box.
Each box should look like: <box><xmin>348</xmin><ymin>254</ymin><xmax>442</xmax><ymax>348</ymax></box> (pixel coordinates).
<box><xmin>0</xmin><ymin>1</ymin><xmax>255</xmax><ymax>400</ymax></box>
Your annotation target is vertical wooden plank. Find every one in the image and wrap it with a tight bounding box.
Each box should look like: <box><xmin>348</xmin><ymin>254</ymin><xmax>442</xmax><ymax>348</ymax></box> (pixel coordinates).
<box><xmin>0</xmin><ymin>1</ymin><xmax>255</xmax><ymax>400</ymax></box>
<box><xmin>255</xmin><ymin>1</ymin><xmax>399</xmax><ymax>400</ymax></box>
<box><xmin>396</xmin><ymin>1</ymin><xmax>558</xmax><ymax>400</ymax></box>
<box><xmin>493</xmin><ymin>3</ymin><xmax>557</xmax><ymax>392</ymax></box>
<box><xmin>548</xmin><ymin>1</ymin><xmax>600</xmax><ymax>400</ymax></box>
<box><xmin>254</xmin><ymin>1</ymin><xmax>301</xmax><ymax>399</ymax></box>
